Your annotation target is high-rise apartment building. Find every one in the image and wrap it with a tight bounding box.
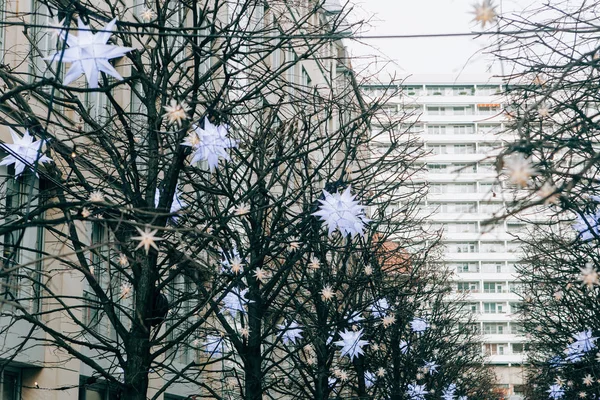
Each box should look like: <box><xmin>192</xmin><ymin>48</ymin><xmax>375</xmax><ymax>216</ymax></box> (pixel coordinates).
<box><xmin>363</xmin><ymin>75</ymin><xmax>526</xmax><ymax>399</ymax></box>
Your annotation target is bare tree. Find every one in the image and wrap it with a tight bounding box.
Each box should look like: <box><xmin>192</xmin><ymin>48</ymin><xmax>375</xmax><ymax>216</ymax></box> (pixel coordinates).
<box><xmin>0</xmin><ymin>0</ymin><xmax>494</xmax><ymax>399</ymax></box>
<box><xmin>484</xmin><ymin>1</ymin><xmax>600</xmax><ymax>397</ymax></box>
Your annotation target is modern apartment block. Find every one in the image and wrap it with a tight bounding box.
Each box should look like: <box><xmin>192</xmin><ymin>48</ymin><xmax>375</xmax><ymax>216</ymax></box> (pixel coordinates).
<box><xmin>363</xmin><ymin>75</ymin><xmax>526</xmax><ymax>399</ymax></box>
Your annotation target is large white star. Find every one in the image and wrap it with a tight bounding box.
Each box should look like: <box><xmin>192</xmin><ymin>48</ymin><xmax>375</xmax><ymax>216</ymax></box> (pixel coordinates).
<box><xmin>278</xmin><ymin>320</ymin><xmax>303</xmax><ymax>345</ymax></box>
<box><xmin>313</xmin><ymin>186</ymin><xmax>370</xmax><ymax>237</ymax></box>
<box><xmin>45</xmin><ymin>18</ymin><xmax>134</xmax><ymax>88</ymax></box>
<box><xmin>182</xmin><ymin>117</ymin><xmax>237</xmax><ymax>172</ymax></box>
<box><xmin>0</xmin><ymin>129</ymin><xmax>53</xmax><ymax>177</ymax></box>
<box><xmin>334</xmin><ymin>328</ymin><xmax>369</xmax><ymax>360</ymax></box>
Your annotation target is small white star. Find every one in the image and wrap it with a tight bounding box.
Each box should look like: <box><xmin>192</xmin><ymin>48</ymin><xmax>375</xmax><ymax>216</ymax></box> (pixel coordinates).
<box><xmin>163</xmin><ymin>99</ymin><xmax>190</xmax><ymax>127</ymax></box>
<box><xmin>230</xmin><ymin>256</ymin><xmax>244</xmax><ymax>274</ymax></box>
<box><xmin>253</xmin><ymin>267</ymin><xmax>270</xmax><ymax>283</ymax></box>
<box><xmin>120</xmin><ymin>282</ymin><xmax>132</xmax><ymax>298</ymax></box>
<box><xmin>89</xmin><ymin>191</ymin><xmax>105</xmax><ymax>203</ymax></box>
<box><xmin>118</xmin><ymin>253</ymin><xmax>129</xmax><ymax>267</ymax></box>
<box><xmin>320</xmin><ymin>285</ymin><xmax>335</xmax><ymax>301</ymax></box>
<box><xmin>472</xmin><ymin>0</ymin><xmax>497</xmax><ymax>28</ymax></box>
<box><xmin>308</xmin><ymin>256</ymin><xmax>320</xmax><ymax>270</ymax></box>
<box><xmin>132</xmin><ymin>226</ymin><xmax>162</xmax><ymax>254</ymax></box>
<box><xmin>234</xmin><ymin>203</ymin><xmax>250</xmax><ymax>216</ymax></box>
<box><xmin>140</xmin><ymin>7</ymin><xmax>156</xmax><ymax>22</ymax></box>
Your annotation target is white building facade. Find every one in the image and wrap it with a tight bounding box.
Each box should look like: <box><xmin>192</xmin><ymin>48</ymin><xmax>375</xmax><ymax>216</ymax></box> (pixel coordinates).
<box><xmin>364</xmin><ymin>75</ymin><xmax>527</xmax><ymax>399</ymax></box>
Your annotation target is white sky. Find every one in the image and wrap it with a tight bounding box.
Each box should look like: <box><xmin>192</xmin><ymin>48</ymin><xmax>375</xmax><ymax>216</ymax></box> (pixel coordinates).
<box><xmin>346</xmin><ymin>0</ymin><xmax>540</xmax><ymax>81</ymax></box>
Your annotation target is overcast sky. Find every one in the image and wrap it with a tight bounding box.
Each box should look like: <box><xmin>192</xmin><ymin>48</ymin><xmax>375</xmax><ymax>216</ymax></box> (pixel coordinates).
<box><xmin>346</xmin><ymin>0</ymin><xmax>539</xmax><ymax>80</ymax></box>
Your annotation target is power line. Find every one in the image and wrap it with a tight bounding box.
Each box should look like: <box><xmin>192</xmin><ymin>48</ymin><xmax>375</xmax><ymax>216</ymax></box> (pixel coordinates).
<box><xmin>0</xmin><ymin>20</ymin><xmax>595</xmax><ymax>41</ymax></box>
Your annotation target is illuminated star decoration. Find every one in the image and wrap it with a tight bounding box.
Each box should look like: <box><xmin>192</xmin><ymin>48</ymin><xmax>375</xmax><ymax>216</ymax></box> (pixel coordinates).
<box><xmin>334</xmin><ymin>328</ymin><xmax>369</xmax><ymax>360</ymax></box>
<box><xmin>364</xmin><ymin>371</ymin><xmax>375</xmax><ymax>388</ymax></box>
<box><xmin>565</xmin><ymin>329</ymin><xmax>597</xmax><ymax>363</ymax></box>
<box><xmin>505</xmin><ymin>153</ymin><xmax>536</xmax><ymax>188</ymax></box>
<box><xmin>442</xmin><ymin>383</ymin><xmax>457</xmax><ymax>400</ymax></box>
<box><xmin>0</xmin><ymin>129</ymin><xmax>53</xmax><ymax>177</ymax></box>
<box><xmin>410</xmin><ymin>317</ymin><xmax>430</xmax><ymax>333</ymax></box>
<box><xmin>370</xmin><ymin>298</ymin><xmax>390</xmax><ymax>318</ymax></box>
<box><xmin>573</xmin><ymin>209</ymin><xmax>600</xmax><ymax>241</ymax></box>
<box><xmin>278</xmin><ymin>320</ymin><xmax>303</xmax><ymax>345</ymax></box>
<box><xmin>313</xmin><ymin>186</ymin><xmax>370</xmax><ymax>237</ymax></box>
<box><xmin>132</xmin><ymin>226</ymin><xmax>162</xmax><ymax>254</ymax></box>
<box><xmin>182</xmin><ymin>117</ymin><xmax>237</xmax><ymax>172</ymax></box>
<box><xmin>547</xmin><ymin>384</ymin><xmax>565</xmax><ymax>399</ymax></box>
<box><xmin>400</xmin><ymin>340</ymin><xmax>409</xmax><ymax>354</ymax></box>
<box><xmin>471</xmin><ymin>0</ymin><xmax>497</xmax><ymax>28</ymax></box>
<box><xmin>423</xmin><ymin>360</ymin><xmax>439</xmax><ymax>375</ymax></box>
<box><xmin>203</xmin><ymin>335</ymin><xmax>224</xmax><ymax>355</ymax></box>
<box><xmin>155</xmin><ymin>187</ymin><xmax>186</xmax><ymax>220</ymax></box>
<box><xmin>45</xmin><ymin>18</ymin><xmax>134</xmax><ymax>88</ymax></box>
<box><xmin>407</xmin><ymin>383</ymin><xmax>428</xmax><ymax>400</ymax></box>
<box><xmin>221</xmin><ymin>287</ymin><xmax>251</xmax><ymax>316</ymax></box>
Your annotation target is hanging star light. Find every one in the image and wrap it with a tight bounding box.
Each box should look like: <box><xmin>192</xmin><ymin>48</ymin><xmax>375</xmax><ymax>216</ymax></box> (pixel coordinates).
<box><xmin>410</xmin><ymin>317</ymin><xmax>430</xmax><ymax>333</ymax></box>
<box><xmin>407</xmin><ymin>383</ymin><xmax>428</xmax><ymax>400</ymax></box>
<box><xmin>278</xmin><ymin>320</ymin><xmax>303</xmax><ymax>345</ymax></box>
<box><xmin>471</xmin><ymin>0</ymin><xmax>497</xmax><ymax>28</ymax></box>
<box><xmin>132</xmin><ymin>226</ymin><xmax>162</xmax><ymax>254</ymax></box>
<box><xmin>221</xmin><ymin>288</ymin><xmax>251</xmax><ymax>316</ymax></box>
<box><xmin>334</xmin><ymin>328</ymin><xmax>369</xmax><ymax>360</ymax></box>
<box><xmin>370</xmin><ymin>298</ymin><xmax>390</xmax><ymax>318</ymax></box>
<box><xmin>442</xmin><ymin>383</ymin><xmax>457</xmax><ymax>400</ymax></box>
<box><xmin>203</xmin><ymin>335</ymin><xmax>224</xmax><ymax>355</ymax></box>
<box><xmin>313</xmin><ymin>186</ymin><xmax>369</xmax><ymax>237</ymax></box>
<box><xmin>0</xmin><ymin>129</ymin><xmax>53</xmax><ymax>177</ymax></box>
<box><xmin>45</xmin><ymin>18</ymin><xmax>134</xmax><ymax>88</ymax></box>
<box><xmin>182</xmin><ymin>117</ymin><xmax>237</xmax><ymax>172</ymax></box>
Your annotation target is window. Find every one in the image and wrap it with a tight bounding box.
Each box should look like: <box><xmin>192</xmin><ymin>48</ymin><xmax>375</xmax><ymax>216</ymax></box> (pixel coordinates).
<box><xmin>450</xmin><ymin>183</ymin><xmax>476</xmax><ymax>193</ymax></box>
<box><xmin>480</xmin><ymin>202</ymin><xmax>504</xmax><ymax>215</ymax></box>
<box><xmin>84</xmin><ymin>222</ymin><xmax>111</xmax><ymax>331</ymax></box>
<box><xmin>509</xmin><ymin>282</ymin><xmax>524</xmax><ymax>294</ymax></box>
<box><xmin>446</xmin><ymin>222</ymin><xmax>477</xmax><ymax>233</ymax></box>
<box><xmin>1</xmin><ymin>166</ymin><xmax>43</xmax><ymax>312</ymax></box>
<box><xmin>478</xmin><ymin>124</ymin><xmax>501</xmax><ymax>134</ymax></box>
<box><xmin>454</xmin><ymin>262</ymin><xmax>480</xmax><ymax>273</ymax></box>
<box><xmin>428</xmin><ymin>125</ymin><xmax>447</xmax><ymax>135</ymax></box>
<box><xmin>511</xmin><ymin>324</ymin><xmax>525</xmax><ymax>335</ymax></box>
<box><xmin>428</xmin><ymin>144</ymin><xmax>447</xmax><ymax>155</ymax></box>
<box><xmin>452</xmin><ymin>86</ymin><xmax>474</xmax><ymax>96</ymax></box>
<box><xmin>0</xmin><ymin>370</ymin><xmax>20</xmax><ymax>400</ymax></box>
<box><xmin>452</xmin><ymin>125</ymin><xmax>475</xmax><ymax>134</ymax></box>
<box><xmin>484</xmin><ymin>323</ymin><xmax>508</xmax><ymax>334</ymax></box>
<box><xmin>477</xmin><ymin>85</ymin><xmax>501</xmax><ymax>95</ymax></box>
<box><xmin>480</xmin><ymin>242</ymin><xmax>505</xmax><ymax>253</ymax></box>
<box><xmin>302</xmin><ymin>67</ymin><xmax>312</xmax><ymax>87</ymax></box>
<box><xmin>427</xmin><ymin>106</ymin><xmax>445</xmax><ymax>115</ymax></box>
<box><xmin>478</xmin><ymin>104</ymin><xmax>501</xmax><ymax>115</ymax></box>
<box><xmin>483</xmin><ymin>302</ymin><xmax>506</xmax><ymax>313</ymax></box>
<box><xmin>427</xmin><ymin>86</ymin><xmax>446</xmax><ymax>96</ymax></box>
<box><xmin>286</xmin><ymin>48</ymin><xmax>297</xmax><ymax>96</ymax></box>
<box><xmin>484</xmin><ymin>282</ymin><xmax>506</xmax><ymax>293</ymax></box>
<box><xmin>510</xmin><ymin>302</ymin><xmax>522</xmax><ymax>313</ymax></box>
<box><xmin>79</xmin><ymin>377</ymin><xmax>119</xmax><ymax>400</ymax></box>
<box><xmin>427</xmin><ymin>164</ymin><xmax>448</xmax><ymax>172</ymax></box>
<box><xmin>448</xmin><ymin>242</ymin><xmax>478</xmax><ymax>253</ymax></box>
<box><xmin>271</xmin><ymin>16</ymin><xmax>281</xmax><ymax>69</ymax></box>
<box><xmin>166</xmin><ymin>1</ymin><xmax>186</xmax><ymax>62</ymax></box>
<box><xmin>434</xmin><ymin>202</ymin><xmax>477</xmax><ymax>213</ymax></box>
<box><xmin>457</xmin><ymin>282</ymin><xmax>480</xmax><ymax>293</ymax></box>
<box><xmin>453</xmin><ymin>144</ymin><xmax>476</xmax><ymax>154</ymax></box>
<box><xmin>29</xmin><ymin>2</ymin><xmax>58</xmax><ymax>83</ymax></box>
<box><xmin>482</xmin><ymin>263</ymin><xmax>505</xmax><ymax>273</ymax></box>
<box><xmin>452</xmin><ymin>163</ymin><xmax>477</xmax><ymax>173</ymax></box>
<box><xmin>402</xmin><ymin>86</ymin><xmax>422</xmax><ymax>96</ymax></box>
<box><xmin>478</xmin><ymin>163</ymin><xmax>496</xmax><ymax>173</ymax></box>
<box><xmin>452</xmin><ymin>106</ymin><xmax>473</xmax><ymax>115</ymax></box>
<box><xmin>460</xmin><ymin>302</ymin><xmax>480</xmax><ymax>313</ymax></box>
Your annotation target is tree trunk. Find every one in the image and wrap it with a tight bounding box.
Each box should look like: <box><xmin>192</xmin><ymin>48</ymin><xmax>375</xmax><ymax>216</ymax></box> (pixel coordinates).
<box><xmin>121</xmin><ymin>257</ymin><xmax>155</xmax><ymax>400</ymax></box>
